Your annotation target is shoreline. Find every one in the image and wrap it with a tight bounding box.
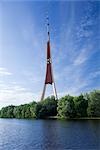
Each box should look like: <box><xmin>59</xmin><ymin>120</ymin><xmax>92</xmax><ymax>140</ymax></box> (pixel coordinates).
<box><xmin>46</xmin><ymin>116</ymin><xmax>100</xmax><ymax>120</ymax></box>
<box><xmin>0</xmin><ymin>117</ymin><xmax>100</xmax><ymax>120</ymax></box>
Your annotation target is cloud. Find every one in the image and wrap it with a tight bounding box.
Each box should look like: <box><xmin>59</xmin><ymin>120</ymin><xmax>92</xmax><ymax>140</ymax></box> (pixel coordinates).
<box><xmin>54</xmin><ymin>63</ymin><xmax>89</xmax><ymax>96</ymax></box>
<box><xmin>89</xmin><ymin>70</ymin><xmax>100</xmax><ymax>79</ymax></box>
<box><xmin>0</xmin><ymin>67</ymin><xmax>12</xmax><ymax>76</ymax></box>
<box><xmin>73</xmin><ymin>49</ymin><xmax>87</xmax><ymax>65</ymax></box>
<box><xmin>22</xmin><ymin>71</ymin><xmax>43</xmax><ymax>83</ymax></box>
<box><xmin>73</xmin><ymin>45</ymin><xmax>92</xmax><ymax>66</ymax></box>
<box><xmin>0</xmin><ymin>82</ymin><xmax>40</xmax><ymax>109</ymax></box>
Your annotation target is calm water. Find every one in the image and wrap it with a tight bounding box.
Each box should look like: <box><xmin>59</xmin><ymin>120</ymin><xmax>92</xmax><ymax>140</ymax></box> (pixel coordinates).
<box><xmin>0</xmin><ymin>119</ymin><xmax>100</xmax><ymax>150</ymax></box>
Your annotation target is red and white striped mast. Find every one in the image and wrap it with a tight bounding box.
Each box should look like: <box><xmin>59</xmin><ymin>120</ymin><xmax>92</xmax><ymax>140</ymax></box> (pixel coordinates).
<box><xmin>41</xmin><ymin>17</ymin><xmax>58</xmax><ymax>101</ymax></box>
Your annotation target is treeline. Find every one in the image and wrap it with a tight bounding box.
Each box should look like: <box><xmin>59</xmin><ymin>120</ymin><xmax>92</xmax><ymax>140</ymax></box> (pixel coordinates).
<box><xmin>0</xmin><ymin>90</ymin><xmax>100</xmax><ymax>119</ymax></box>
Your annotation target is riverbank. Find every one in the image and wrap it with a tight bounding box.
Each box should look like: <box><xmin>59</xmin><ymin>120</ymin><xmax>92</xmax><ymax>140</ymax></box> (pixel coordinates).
<box><xmin>43</xmin><ymin>116</ymin><xmax>100</xmax><ymax>120</ymax></box>
<box><xmin>0</xmin><ymin>116</ymin><xmax>100</xmax><ymax>120</ymax></box>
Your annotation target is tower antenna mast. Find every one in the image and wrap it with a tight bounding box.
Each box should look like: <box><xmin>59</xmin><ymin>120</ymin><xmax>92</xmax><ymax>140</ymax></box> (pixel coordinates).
<box><xmin>40</xmin><ymin>16</ymin><xmax>58</xmax><ymax>101</ymax></box>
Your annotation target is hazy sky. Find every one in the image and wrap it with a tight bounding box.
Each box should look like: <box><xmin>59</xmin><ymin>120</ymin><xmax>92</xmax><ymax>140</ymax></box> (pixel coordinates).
<box><xmin>0</xmin><ymin>1</ymin><xmax>100</xmax><ymax>108</ymax></box>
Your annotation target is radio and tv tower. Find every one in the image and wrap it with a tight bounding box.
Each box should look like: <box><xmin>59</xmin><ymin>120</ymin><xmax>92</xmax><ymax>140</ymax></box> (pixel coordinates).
<box><xmin>41</xmin><ymin>17</ymin><xmax>58</xmax><ymax>101</ymax></box>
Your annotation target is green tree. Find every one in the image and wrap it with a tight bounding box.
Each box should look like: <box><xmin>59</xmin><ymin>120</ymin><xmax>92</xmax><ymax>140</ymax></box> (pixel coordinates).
<box><xmin>13</xmin><ymin>106</ymin><xmax>22</xmax><ymax>118</ymax></box>
<box><xmin>13</xmin><ymin>102</ymin><xmax>37</xmax><ymax>119</ymax></box>
<box><xmin>34</xmin><ymin>102</ymin><xmax>44</xmax><ymax>118</ymax></box>
<box><xmin>35</xmin><ymin>96</ymin><xmax>57</xmax><ymax>118</ymax></box>
<box><xmin>0</xmin><ymin>105</ymin><xmax>15</xmax><ymax>118</ymax></box>
<box><xmin>30</xmin><ymin>101</ymin><xmax>37</xmax><ymax>118</ymax></box>
<box><xmin>42</xmin><ymin>96</ymin><xmax>57</xmax><ymax>116</ymax></box>
<box><xmin>87</xmin><ymin>90</ymin><xmax>100</xmax><ymax>117</ymax></box>
<box><xmin>57</xmin><ymin>95</ymin><xmax>75</xmax><ymax>118</ymax></box>
<box><xmin>24</xmin><ymin>105</ymin><xmax>31</xmax><ymax>118</ymax></box>
<box><xmin>0</xmin><ymin>101</ymin><xmax>37</xmax><ymax>119</ymax></box>
<box><xmin>74</xmin><ymin>94</ymin><xmax>88</xmax><ymax>117</ymax></box>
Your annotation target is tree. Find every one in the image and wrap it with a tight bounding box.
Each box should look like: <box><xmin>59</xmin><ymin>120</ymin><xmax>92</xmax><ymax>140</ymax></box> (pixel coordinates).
<box><xmin>57</xmin><ymin>95</ymin><xmax>75</xmax><ymax>118</ymax></box>
<box><xmin>0</xmin><ymin>105</ymin><xmax>15</xmax><ymax>118</ymax></box>
<box><xmin>87</xmin><ymin>90</ymin><xmax>100</xmax><ymax>117</ymax></box>
<box><xmin>35</xmin><ymin>96</ymin><xmax>57</xmax><ymax>118</ymax></box>
<box><xmin>34</xmin><ymin>102</ymin><xmax>45</xmax><ymax>118</ymax></box>
<box><xmin>13</xmin><ymin>102</ymin><xmax>37</xmax><ymax>119</ymax></box>
<box><xmin>74</xmin><ymin>94</ymin><xmax>88</xmax><ymax>117</ymax></box>
<box><xmin>13</xmin><ymin>106</ymin><xmax>22</xmax><ymax>118</ymax></box>
<box><xmin>42</xmin><ymin>96</ymin><xmax>57</xmax><ymax>116</ymax></box>
<box><xmin>30</xmin><ymin>101</ymin><xmax>37</xmax><ymax>118</ymax></box>
<box><xmin>0</xmin><ymin>101</ymin><xmax>37</xmax><ymax>119</ymax></box>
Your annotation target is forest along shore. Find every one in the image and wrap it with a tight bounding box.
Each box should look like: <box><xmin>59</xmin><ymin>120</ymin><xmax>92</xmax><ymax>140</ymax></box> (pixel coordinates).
<box><xmin>0</xmin><ymin>90</ymin><xmax>100</xmax><ymax>119</ymax></box>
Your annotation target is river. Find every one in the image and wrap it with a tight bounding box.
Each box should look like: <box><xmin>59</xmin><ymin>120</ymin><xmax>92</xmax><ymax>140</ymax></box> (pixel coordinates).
<box><xmin>0</xmin><ymin>119</ymin><xmax>100</xmax><ymax>150</ymax></box>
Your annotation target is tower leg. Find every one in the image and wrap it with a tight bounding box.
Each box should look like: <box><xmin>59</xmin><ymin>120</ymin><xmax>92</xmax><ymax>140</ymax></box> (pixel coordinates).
<box><xmin>52</xmin><ymin>82</ymin><xmax>58</xmax><ymax>100</ymax></box>
<box><xmin>41</xmin><ymin>84</ymin><xmax>46</xmax><ymax>101</ymax></box>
